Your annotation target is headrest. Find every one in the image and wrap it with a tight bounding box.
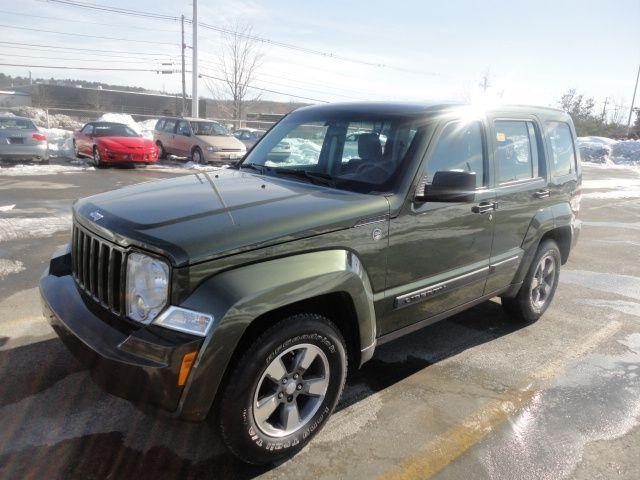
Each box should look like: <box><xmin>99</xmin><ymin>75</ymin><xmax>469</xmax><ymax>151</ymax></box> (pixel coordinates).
<box><xmin>358</xmin><ymin>133</ymin><xmax>382</xmax><ymax>161</ymax></box>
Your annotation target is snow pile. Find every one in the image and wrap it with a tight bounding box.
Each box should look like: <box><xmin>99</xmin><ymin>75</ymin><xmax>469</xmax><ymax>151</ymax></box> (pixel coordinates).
<box><xmin>3</xmin><ymin>106</ymin><xmax>82</xmax><ymax>130</ymax></box>
<box><xmin>577</xmin><ymin>137</ymin><xmax>640</xmax><ymax>166</ymax></box>
<box><xmin>136</xmin><ymin>118</ymin><xmax>158</xmax><ymax>139</ymax></box>
<box><xmin>41</xmin><ymin>127</ymin><xmax>74</xmax><ymax>157</ymax></box>
<box><xmin>0</xmin><ymin>163</ymin><xmax>94</xmax><ymax>176</ymax></box>
<box><xmin>265</xmin><ymin>139</ymin><xmax>322</xmax><ymax>166</ymax></box>
<box><xmin>577</xmin><ymin>140</ymin><xmax>612</xmax><ymax>164</ymax></box>
<box><xmin>611</xmin><ymin>141</ymin><xmax>640</xmax><ymax>165</ymax></box>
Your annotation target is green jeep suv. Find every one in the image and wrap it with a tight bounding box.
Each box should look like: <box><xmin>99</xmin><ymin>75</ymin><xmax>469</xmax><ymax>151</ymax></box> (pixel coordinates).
<box><xmin>40</xmin><ymin>102</ymin><xmax>581</xmax><ymax>464</ymax></box>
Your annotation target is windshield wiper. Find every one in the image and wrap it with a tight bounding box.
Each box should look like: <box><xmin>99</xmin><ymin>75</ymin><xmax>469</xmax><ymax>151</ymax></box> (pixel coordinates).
<box><xmin>239</xmin><ymin>162</ymin><xmax>267</xmax><ymax>174</ymax></box>
<box><xmin>272</xmin><ymin>168</ymin><xmax>336</xmax><ymax>188</ymax></box>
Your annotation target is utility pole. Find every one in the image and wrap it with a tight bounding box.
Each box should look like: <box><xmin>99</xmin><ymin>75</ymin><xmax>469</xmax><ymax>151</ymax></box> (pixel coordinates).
<box><xmin>601</xmin><ymin>97</ymin><xmax>609</xmax><ymax>122</ymax></box>
<box><xmin>192</xmin><ymin>0</ymin><xmax>199</xmax><ymax>118</ymax></box>
<box><xmin>181</xmin><ymin>14</ymin><xmax>186</xmax><ymax>116</ymax></box>
<box><xmin>627</xmin><ymin>63</ymin><xmax>640</xmax><ymax>136</ymax></box>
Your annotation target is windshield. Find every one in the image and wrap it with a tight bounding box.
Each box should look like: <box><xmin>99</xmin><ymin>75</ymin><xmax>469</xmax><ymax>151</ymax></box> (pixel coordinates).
<box><xmin>0</xmin><ymin>118</ymin><xmax>36</xmax><ymax>130</ymax></box>
<box><xmin>240</xmin><ymin>112</ymin><xmax>426</xmax><ymax>193</ymax></box>
<box><xmin>93</xmin><ymin>123</ymin><xmax>139</xmax><ymax>137</ymax></box>
<box><xmin>191</xmin><ymin>121</ymin><xmax>229</xmax><ymax>136</ymax></box>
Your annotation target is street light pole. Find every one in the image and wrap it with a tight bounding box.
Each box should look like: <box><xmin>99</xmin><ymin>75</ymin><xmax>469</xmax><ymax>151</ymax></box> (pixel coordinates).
<box><xmin>181</xmin><ymin>15</ymin><xmax>186</xmax><ymax>116</ymax></box>
<box><xmin>627</xmin><ymin>63</ymin><xmax>640</xmax><ymax>136</ymax></box>
<box><xmin>192</xmin><ymin>0</ymin><xmax>199</xmax><ymax>118</ymax></box>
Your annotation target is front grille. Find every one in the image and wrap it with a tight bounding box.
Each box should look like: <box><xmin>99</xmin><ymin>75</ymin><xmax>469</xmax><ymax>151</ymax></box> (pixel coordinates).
<box><xmin>72</xmin><ymin>224</ymin><xmax>127</xmax><ymax>316</ymax></box>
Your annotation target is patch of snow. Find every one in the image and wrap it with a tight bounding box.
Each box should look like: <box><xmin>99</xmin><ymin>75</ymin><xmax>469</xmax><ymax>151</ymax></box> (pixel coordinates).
<box><xmin>0</xmin><ymin>215</ymin><xmax>72</xmax><ymax>242</ymax></box>
<box><xmin>611</xmin><ymin>140</ymin><xmax>640</xmax><ymax>165</ymax></box>
<box><xmin>0</xmin><ymin>163</ymin><xmax>94</xmax><ymax>176</ymax></box>
<box><xmin>577</xmin><ymin>136</ymin><xmax>619</xmax><ymax>146</ymax></box>
<box><xmin>3</xmin><ymin>106</ymin><xmax>82</xmax><ymax>130</ymax></box>
<box><xmin>0</xmin><ymin>205</ymin><xmax>15</xmax><ymax>212</ymax></box>
<box><xmin>41</xmin><ymin>127</ymin><xmax>75</xmax><ymax>158</ymax></box>
<box><xmin>265</xmin><ymin>138</ymin><xmax>323</xmax><ymax>167</ymax></box>
<box><xmin>136</xmin><ymin>118</ymin><xmax>158</xmax><ymax>139</ymax></box>
<box><xmin>146</xmin><ymin>160</ymin><xmax>227</xmax><ymax>173</ymax></box>
<box><xmin>577</xmin><ymin>141</ymin><xmax>612</xmax><ymax>164</ymax></box>
<box><xmin>0</xmin><ymin>259</ymin><xmax>25</xmax><ymax>278</ymax></box>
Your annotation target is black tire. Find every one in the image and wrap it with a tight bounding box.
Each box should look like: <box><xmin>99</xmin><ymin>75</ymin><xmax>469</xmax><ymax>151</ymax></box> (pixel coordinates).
<box><xmin>73</xmin><ymin>141</ymin><xmax>80</xmax><ymax>158</ymax></box>
<box><xmin>93</xmin><ymin>147</ymin><xmax>106</xmax><ymax>169</ymax></box>
<box><xmin>501</xmin><ymin>240</ymin><xmax>561</xmax><ymax>323</ymax></box>
<box><xmin>156</xmin><ymin>141</ymin><xmax>166</xmax><ymax>159</ymax></box>
<box><xmin>217</xmin><ymin>313</ymin><xmax>347</xmax><ymax>465</ymax></box>
<box><xmin>191</xmin><ymin>147</ymin><xmax>205</xmax><ymax>164</ymax></box>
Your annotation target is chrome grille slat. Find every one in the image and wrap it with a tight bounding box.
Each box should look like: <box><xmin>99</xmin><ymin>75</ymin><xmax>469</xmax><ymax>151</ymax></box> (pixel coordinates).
<box><xmin>71</xmin><ymin>223</ymin><xmax>126</xmax><ymax>316</ymax></box>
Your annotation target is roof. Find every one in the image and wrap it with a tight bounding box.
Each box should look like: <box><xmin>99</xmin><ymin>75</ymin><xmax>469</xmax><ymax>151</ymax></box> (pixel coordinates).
<box><xmin>0</xmin><ymin>115</ymin><xmax>32</xmax><ymax>121</ymax></box>
<box><xmin>293</xmin><ymin>101</ymin><xmax>568</xmax><ymax>119</ymax></box>
<box><xmin>160</xmin><ymin>116</ymin><xmax>222</xmax><ymax>122</ymax></box>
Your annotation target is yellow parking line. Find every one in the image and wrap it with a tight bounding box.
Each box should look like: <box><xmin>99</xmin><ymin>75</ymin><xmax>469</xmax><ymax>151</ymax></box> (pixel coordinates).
<box><xmin>380</xmin><ymin>321</ymin><xmax>623</xmax><ymax>480</ymax></box>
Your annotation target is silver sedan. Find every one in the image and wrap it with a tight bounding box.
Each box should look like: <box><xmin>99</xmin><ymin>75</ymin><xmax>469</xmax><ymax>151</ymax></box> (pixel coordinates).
<box><xmin>0</xmin><ymin>115</ymin><xmax>49</xmax><ymax>163</ymax></box>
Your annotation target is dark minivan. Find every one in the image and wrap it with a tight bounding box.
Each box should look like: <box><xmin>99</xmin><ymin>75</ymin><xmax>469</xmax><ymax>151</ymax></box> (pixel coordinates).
<box><xmin>41</xmin><ymin>102</ymin><xmax>581</xmax><ymax>465</ymax></box>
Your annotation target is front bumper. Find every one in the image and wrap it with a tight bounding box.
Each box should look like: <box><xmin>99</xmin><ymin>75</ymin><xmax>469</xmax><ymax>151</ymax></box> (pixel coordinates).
<box><xmin>40</xmin><ymin>248</ymin><xmax>203</xmax><ymax>415</ymax></box>
<box><xmin>0</xmin><ymin>143</ymin><xmax>49</xmax><ymax>161</ymax></box>
<box><xmin>103</xmin><ymin>150</ymin><xmax>158</xmax><ymax>164</ymax></box>
<box><xmin>204</xmin><ymin>150</ymin><xmax>244</xmax><ymax>164</ymax></box>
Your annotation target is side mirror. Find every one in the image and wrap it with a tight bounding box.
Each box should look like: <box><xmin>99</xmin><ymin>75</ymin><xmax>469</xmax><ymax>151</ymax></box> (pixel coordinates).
<box><xmin>415</xmin><ymin>170</ymin><xmax>476</xmax><ymax>203</ymax></box>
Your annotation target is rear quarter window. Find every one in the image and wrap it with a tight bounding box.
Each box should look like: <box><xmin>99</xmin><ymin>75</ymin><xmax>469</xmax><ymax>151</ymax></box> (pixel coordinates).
<box><xmin>155</xmin><ymin>119</ymin><xmax>165</xmax><ymax>131</ymax></box>
<box><xmin>163</xmin><ymin>119</ymin><xmax>177</xmax><ymax>133</ymax></box>
<box><xmin>546</xmin><ymin>122</ymin><xmax>577</xmax><ymax>176</ymax></box>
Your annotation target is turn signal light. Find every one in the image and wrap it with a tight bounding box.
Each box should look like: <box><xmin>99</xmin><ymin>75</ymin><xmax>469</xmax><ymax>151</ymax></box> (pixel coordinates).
<box><xmin>178</xmin><ymin>351</ymin><xmax>198</xmax><ymax>386</ymax></box>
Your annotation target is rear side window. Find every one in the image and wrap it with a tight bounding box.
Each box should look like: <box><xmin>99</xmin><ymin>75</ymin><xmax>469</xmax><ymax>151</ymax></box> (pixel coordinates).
<box><xmin>0</xmin><ymin>118</ymin><xmax>36</xmax><ymax>130</ymax></box>
<box><xmin>495</xmin><ymin>120</ymin><xmax>541</xmax><ymax>183</ymax></box>
<box><xmin>155</xmin><ymin>119</ymin><xmax>165</xmax><ymax>131</ymax></box>
<box><xmin>546</xmin><ymin>122</ymin><xmax>576</xmax><ymax>176</ymax></box>
<box><xmin>163</xmin><ymin>119</ymin><xmax>177</xmax><ymax>133</ymax></box>
<box><xmin>426</xmin><ymin>121</ymin><xmax>485</xmax><ymax>188</ymax></box>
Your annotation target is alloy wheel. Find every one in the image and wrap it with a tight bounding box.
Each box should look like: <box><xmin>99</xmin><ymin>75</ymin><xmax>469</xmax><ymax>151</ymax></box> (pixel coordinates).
<box><xmin>530</xmin><ymin>253</ymin><xmax>556</xmax><ymax>310</ymax></box>
<box><xmin>252</xmin><ymin>343</ymin><xmax>329</xmax><ymax>437</ymax></box>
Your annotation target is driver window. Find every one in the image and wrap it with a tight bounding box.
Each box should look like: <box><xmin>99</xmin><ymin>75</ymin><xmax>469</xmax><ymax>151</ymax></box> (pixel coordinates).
<box><xmin>426</xmin><ymin>121</ymin><xmax>484</xmax><ymax>188</ymax></box>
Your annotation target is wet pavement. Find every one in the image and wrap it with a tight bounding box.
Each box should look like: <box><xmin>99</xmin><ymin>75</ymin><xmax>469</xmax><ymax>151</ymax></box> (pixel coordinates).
<box><xmin>1</xmin><ymin>161</ymin><xmax>640</xmax><ymax>479</ymax></box>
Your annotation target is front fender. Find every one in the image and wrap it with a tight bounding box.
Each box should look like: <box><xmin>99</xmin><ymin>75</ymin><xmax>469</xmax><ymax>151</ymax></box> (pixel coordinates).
<box><xmin>175</xmin><ymin>249</ymin><xmax>376</xmax><ymax>420</ymax></box>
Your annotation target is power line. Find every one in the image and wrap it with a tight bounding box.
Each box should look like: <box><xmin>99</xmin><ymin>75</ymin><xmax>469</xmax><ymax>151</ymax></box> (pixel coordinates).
<box><xmin>0</xmin><ymin>62</ymin><xmax>164</xmax><ymax>72</ymax></box>
<box><xmin>42</xmin><ymin>0</ymin><xmax>420</xmax><ymax>73</ymax></box>
<box><xmin>0</xmin><ymin>41</ymin><xmax>175</xmax><ymax>57</ymax></box>
<box><xmin>0</xmin><ymin>9</ymin><xmax>181</xmax><ymax>33</ymax></box>
<box><xmin>199</xmin><ymin>72</ymin><xmax>329</xmax><ymax>103</ymax></box>
<box><xmin>0</xmin><ymin>24</ymin><xmax>180</xmax><ymax>46</ymax></box>
<box><xmin>1</xmin><ymin>44</ymin><xmax>175</xmax><ymax>61</ymax></box>
<box><xmin>0</xmin><ymin>52</ymin><xmax>168</xmax><ymax>65</ymax></box>
<box><xmin>41</xmin><ymin>0</ymin><xmax>182</xmax><ymax>22</ymax></box>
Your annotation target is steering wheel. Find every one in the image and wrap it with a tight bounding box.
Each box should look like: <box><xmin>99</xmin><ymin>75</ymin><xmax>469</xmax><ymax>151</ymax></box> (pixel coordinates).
<box><xmin>355</xmin><ymin>162</ymin><xmax>388</xmax><ymax>178</ymax></box>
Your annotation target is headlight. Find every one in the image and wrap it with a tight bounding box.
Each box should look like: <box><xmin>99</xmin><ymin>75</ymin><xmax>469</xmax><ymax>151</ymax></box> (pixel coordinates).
<box><xmin>206</xmin><ymin>145</ymin><xmax>220</xmax><ymax>152</ymax></box>
<box><xmin>126</xmin><ymin>253</ymin><xmax>169</xmax><ymax>323</ymax></box>
<box><xmin>153</xmin><ymin>306</ymin><xmax>214</xmax><ymax>336</ymax></box>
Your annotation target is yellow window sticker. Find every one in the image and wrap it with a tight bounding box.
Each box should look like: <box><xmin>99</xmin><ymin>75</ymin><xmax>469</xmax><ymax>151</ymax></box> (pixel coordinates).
<box><xmin>496</xmin><ymin>132</ymin><xmax>506</xmax><ymax>142</ymax></box>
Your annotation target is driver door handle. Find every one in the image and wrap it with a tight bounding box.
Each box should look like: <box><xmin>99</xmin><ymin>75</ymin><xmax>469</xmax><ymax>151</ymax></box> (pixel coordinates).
<box><xmin>472</xmin><ymin>201</ymin><xmax>497</xmax><ymax>214</ymax></box>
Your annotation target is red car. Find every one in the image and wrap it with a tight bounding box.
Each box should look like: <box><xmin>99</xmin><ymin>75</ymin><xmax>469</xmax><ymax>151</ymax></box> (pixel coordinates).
<box><xmin>73</xmin><ymin>121</ymin><xmax>158</xmax><ymax>167</ymax></box>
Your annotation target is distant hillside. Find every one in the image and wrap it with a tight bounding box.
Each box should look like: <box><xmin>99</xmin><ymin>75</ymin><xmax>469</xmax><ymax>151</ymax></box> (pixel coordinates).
<box><xmin>0</xmin><ymin>73</ymin><xmax>147</xmax><ymax>93</ymax></box>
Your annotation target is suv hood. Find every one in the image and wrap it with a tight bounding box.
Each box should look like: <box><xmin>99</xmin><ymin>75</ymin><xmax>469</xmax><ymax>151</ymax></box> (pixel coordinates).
<box><xmin>74</xmin><ymin>170</ymin><xmax>389</xmax><ymax>266</ymax></box>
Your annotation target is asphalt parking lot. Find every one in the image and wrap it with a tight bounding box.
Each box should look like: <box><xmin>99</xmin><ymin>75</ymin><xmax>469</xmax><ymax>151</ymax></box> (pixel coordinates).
<box><xmin>1</xmin><ymin>160</ymin><xmax>639</xmax><ymax>479</ymax></box>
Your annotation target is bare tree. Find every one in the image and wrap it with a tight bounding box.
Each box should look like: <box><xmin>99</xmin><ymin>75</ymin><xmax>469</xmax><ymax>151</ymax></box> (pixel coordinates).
<box><xmin>215</xmin><ymin>23</ymin><xmax>263</xmax><ymax>127</ymax></box>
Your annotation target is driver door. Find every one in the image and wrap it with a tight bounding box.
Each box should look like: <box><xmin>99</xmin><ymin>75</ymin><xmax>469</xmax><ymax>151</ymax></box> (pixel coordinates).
<box><xmin>381</xmin><ymin>119</ymin><xmax>496</xmax><ymax>335</ymax></box>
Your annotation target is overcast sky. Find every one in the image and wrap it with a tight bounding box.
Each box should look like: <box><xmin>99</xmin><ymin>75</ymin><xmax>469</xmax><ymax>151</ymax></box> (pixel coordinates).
<box><xmin>1</xmin><ymin>0</ymin><xmax>639</xmax><ymax>111</ymax></box>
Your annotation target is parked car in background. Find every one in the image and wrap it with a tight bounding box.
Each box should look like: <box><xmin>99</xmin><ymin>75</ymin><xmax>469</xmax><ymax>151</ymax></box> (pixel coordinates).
<box><xmin>233</xmin><ymin>128</ymin><xmax>266</xmax><ymax>149</ymax></box>
<box><xmin>73</xmin><ymin>122</ymin><xmax>158</xmax><ymax>168</ymax></box>
<box><xmin>154</xmin><ymin>117</ymin><xmax>246</xmax><ymax>164</ymax></box>
<box><xmin>0</xmin><ymin>115</ymin><xmax>48</xmax><ymax>164</ymax></box>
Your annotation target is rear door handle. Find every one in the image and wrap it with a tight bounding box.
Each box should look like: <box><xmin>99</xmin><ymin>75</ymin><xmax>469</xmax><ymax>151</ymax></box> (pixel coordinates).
<box><xmin>534</xmin><ymin>189</ymin><xmax>551</xmax><ymax>199</ymax></box>
<box><xmin>472</xmin><ymin>201</ymin><xmax>497</xmax><ymax>214</ymax></box>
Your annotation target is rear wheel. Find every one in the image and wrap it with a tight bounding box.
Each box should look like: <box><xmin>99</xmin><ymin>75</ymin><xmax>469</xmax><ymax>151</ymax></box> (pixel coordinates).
<box><xmin>217</xmin><ymin>313</ymin><xmax>347</xmax><ymax>465</ymax></box>
<box><xmin>156</xmin><ymin>141</ymin><xmax>165</xmax><ymax>159</ymax></box>
<box><xmin>502</xmin><ymin>240</ymin><xmax>561</xmax><ymax>322</ymax></box>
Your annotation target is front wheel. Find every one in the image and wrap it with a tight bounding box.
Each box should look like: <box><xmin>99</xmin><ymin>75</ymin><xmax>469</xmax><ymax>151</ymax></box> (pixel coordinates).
<box><xmin>191</xmin><ymin>147</ymin><xmax>205</xmax><ymax>164</ymax></box>
<box><xmin>502</xmin><ymin>240</ymin><xmax>561</xmax><ymax>322</ymax></box>
<box><xmin>93</xmin><ymin>147</ymin><xmax>106</xmax><ymax>168</ymax></box>
<box><xmin>217</xmin><ymin>313</ymin><xmax>347</xmax><ymax>465</ymax></box>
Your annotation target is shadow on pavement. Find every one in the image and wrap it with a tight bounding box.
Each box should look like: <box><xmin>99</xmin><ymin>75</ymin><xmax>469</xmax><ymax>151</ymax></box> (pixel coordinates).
<box><xmin>0</xmin><ymin>299</ymin><xmax>526</xmax><ymax>479</ymax></box>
